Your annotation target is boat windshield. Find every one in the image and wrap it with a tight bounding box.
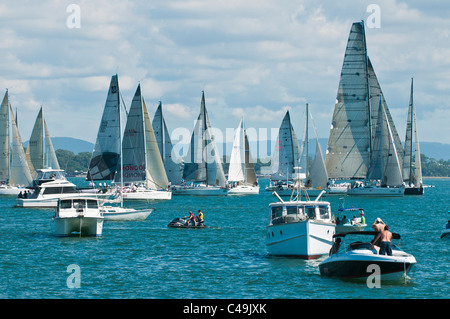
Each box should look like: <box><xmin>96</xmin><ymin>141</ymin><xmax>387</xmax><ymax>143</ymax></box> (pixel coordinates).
<box><xmin>270</xmin><ymin>204</ymin><xmax>331</xmax><ymax>225</ymax></box>
<box><xmin>35</xmin><ymin>170</ymin><xmax>66</xmax><ymax>181</ymax></box>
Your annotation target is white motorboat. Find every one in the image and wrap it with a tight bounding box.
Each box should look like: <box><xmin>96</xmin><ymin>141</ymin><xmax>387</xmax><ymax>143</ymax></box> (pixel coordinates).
<box><xmin>335</xmin><ymin>207</ymin><xmax>367</xmax><ymax>233</ymax></box>
<box><xmin>100</xmin><ymin>204</ymin><xmax>154</xmax><ymax>221</ymax></box>
<box><xmin>347</xmin><ymin>181</ymin><xmax>404</xmax><ymax>197</ymax></box>
<box><xmin>53</xmin><ymin>197</ymin><xmax>104</xmax><ymax>237</ymax></box>
<box><xmin>319</xmin><ymin>231</ymin><xmax>416</xmax><ymax>281</ymax></box>
<box><xmin>172</xmin><ymin>184</ymin><xmax>228</xmax><ymax>196</ymax></box>
<box><xmin>327</xmin><ymin>181</ymin><xmax>351</xmax><ymax>194</ymax></box>
<box><xmin>266</xmin><ymin>191</ymin><xmax>335</xmax><ymax>259</ymax></box>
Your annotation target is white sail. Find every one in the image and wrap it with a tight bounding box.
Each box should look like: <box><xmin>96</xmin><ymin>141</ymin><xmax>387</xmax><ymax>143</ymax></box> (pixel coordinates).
<box><xmin>114</xmin><ymin>84</ymin><xmax>168</xmax><ymax>190</ymax></box>
<box><xmin>270</xmin><ymin>110</ymin><xmax>301</xmax><ymax>181</ymax></box>
<box><xmin>368</xmin><ymin>96</ymin><xmax>403</xmax><ymax>186</ymax></box>
<box><xmin>325</xmin><ymin>21</ymin><xmax>370</xmax><ymax>179</ymax></box>
<box><xmin>182</xmin><ymin>91</ymin><xmax>226</xmax><ymax>187</ymax></box>
<box><xmin>0</xmin><ymin>91</ymin><xmax>9</xmax><ymax>182</ymax></box>
<box><xmin>228</xmin><ymin>118</ymin><xmax>258</xmax><ymax>186</ymax></box>
<box><xmin>9</xmin><ymin>105</ymin><xmax>33</xmax><ymax>186</ymax></box>
<box><xmin>87</xmin><ymin>74</ymin><xmax>121</xmax><ymax>181</ymax></box>
<box><xmin>26</xmin><ymin>106</ymin><xmax>60</xmax><ymax>172</ymax></box>
<box><xmin>152</xmin><ymin>102</ymin><xmax>182</xmax><ymax>185</ymax></box>
<box><xmin>403</xmin><ymin>78</ymin><xmax>422</xmax><ymax>187</ymax></box>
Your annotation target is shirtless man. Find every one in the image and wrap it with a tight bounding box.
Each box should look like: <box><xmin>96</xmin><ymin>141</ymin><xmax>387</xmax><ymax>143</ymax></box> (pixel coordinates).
<box><xmin>371</xmin><ymin>218</ymin><xmax>385</xmax><ymax>253</ymax></box>
<box><xmin>378</xmin><ymin>225</ymin><xmax>393</xmax><ymax>256</ymax></box>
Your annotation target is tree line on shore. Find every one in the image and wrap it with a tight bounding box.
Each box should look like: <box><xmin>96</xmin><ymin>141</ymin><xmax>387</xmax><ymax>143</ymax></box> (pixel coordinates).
<box><xmin>55</xmin><ymin>150</ymin><xmax>450</xmax><ymax>178</ymax></box>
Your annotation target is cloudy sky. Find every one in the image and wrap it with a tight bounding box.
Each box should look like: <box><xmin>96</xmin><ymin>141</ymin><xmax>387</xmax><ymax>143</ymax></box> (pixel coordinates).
<box><xmin>1</xmin><ymin>0</ymin><xmax>449</xmax><ymax>155</ymax></box>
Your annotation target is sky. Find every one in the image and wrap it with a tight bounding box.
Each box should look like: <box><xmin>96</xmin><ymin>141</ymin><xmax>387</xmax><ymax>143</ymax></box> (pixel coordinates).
<box><xmin>1</xmin><ymin>0</ymin><xmax>449</xmax><ymax>157</ymax></box>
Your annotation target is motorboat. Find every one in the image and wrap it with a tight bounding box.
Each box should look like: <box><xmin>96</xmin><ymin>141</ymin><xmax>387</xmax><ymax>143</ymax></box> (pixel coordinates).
<box><xmin>172</xmin><ymin>184</ymin><xmax>228</xmax><ymax>196</ymax></box>
<box><xmin>327</xmin><ymin>181</ymin><xmax>351</xmax><ymax>194</ymax></box>
<box><xmin>167</xmin><ymin>217</ymin><xmax>207</xmax><ymax>228</ymax></box>
<box><xmin>319</xmin><ymin>231</ymin><xmax>416</xmax><ymax>281</ymax></box>
<box><xmin>266</xmin><ymin>190</ymin><xmax>335</xmax><ymax>259</ymax></box>
<box><xmin>347</xmin><ymin>181</ymin><xmax>404</xmax><ymax>197</ymax></box>
<box><xmin>335</xmin><ymin>207</ymin><xmax>367</xmax><ymax>233</ymax></box>
<box><xmin>100</xmin><ymin>203</ymin><xmax>154</xmax><ymax>221</ymax></box>
<box><xmin>52</xmin><ymin>197</ymin><xmax>104</xmax><ymax>237</ymax></box>
<box><xmin>441</xmin><ymin>220</ymin><xmax>450</xmax><ymax>239</ymax></box>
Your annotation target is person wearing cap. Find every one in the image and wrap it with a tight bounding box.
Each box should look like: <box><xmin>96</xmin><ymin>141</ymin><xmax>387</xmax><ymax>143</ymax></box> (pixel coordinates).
<box><xmin>371</xmin><ymin>218</ymin><xmax>385</xmax><ymax>253</ymax></box>
<box><xmin>360</xmin><ymin>212</ymin><xmax>366</xmax><ymax>225</ymax></box>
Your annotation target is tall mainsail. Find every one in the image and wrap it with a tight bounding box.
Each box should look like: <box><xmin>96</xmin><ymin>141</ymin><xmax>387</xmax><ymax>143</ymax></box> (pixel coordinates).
<box><xmin>270</xmin><ymin>110</ymin><xmax>301</xmax><ymax>181</ymax></box>
<box><xmin>9</xmin><ymin>105</ymin><xmax>33</xmax><ymax>186</ymax></box>
<box><xmin>182</xmin><ymin>91</ymin><xmax>226</xmax><ymax>187</ymax></box>
<box><xmin>87</xmin><ymin>74</ymin><xmax>121</xmax><ymax>181</ymax></box>
<box><xmin>26</xmin><ymin>106</ymin><xmax>60</xmax><ymax>173</ymax></box>
<box><xmin>0</xmin><ymin>91</ymin><xmax>9</xmax><ymax>182</ymax></box>
<box><xmin>402</xmin><ymin>78</ymin><xmax>422</xmax><ymax>187</ymax></box>
<box><xmin>228</xmin><ymin>118</ymin><xmax>258</xmax><ymax>186</ymax></box>
<box><xmin>325</xmin><ymin>20</ymin><xmax>403</xmax><ymax>180</ymax></box>
<box><xmin>367</xmin><ymin>96</ymin><xmax>403</xmax><ymax>186</ymax></box>
<box><xmin>152</xmin><ymin>102</ymin><xmax>182</xmax><ymax>185</ymax></box>
<box><xmin>114</xmin><ymin>84</ymin><xmax>169</xmax><ymax>190</ymax></box>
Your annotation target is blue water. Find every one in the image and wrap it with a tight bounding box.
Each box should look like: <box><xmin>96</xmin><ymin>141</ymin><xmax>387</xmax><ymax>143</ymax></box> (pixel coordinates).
<box><xmin>0</xmin><ymin>178</ymin><xmax>448</xmax><ymax>299</ymax></box>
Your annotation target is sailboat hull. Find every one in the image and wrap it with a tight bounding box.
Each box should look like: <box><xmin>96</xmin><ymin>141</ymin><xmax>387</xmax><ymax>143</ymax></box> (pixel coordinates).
<box><xmin>404</xmin><ymin>187</ymin><xmax>424</xmax><ymax>195</ymax></box>
<box><xmin>228</xmin><ymin>185</ymin><xmax>260</xmax><ymax>195</ymax></box>
<box><xmin>101</xmin><ymin>207</ymin><xmax>153</xmax><ymax>221</ymax></box>
<box><xmin>121</xmin><ymin>190</ymin><xmax>172</xmax><ymax>200</ymax></box>
<box><xmin>172</xmin><ymin>185</ymin><xmax>228</xmax><ymax>196</ymax></box>
<box><xmin>347</xmin><ymin>186</ymin><xmax>404</xmax><ymax>197</ymax></box>
<box><xmin>0</xmin><ymin>185</ymin><xmax>27</xmax><ymax>195</ymax></box>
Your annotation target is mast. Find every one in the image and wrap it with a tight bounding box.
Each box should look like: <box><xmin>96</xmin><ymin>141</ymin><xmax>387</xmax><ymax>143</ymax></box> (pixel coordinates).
<box><xmin>305</xmin><ymin>103</ymin><xmax>309</xmax><ymax>180</ymax></box>
<box><xmin>408</xmin><ymin>78</ymin><xmax>414</xmax><ymax>186</ymax></box>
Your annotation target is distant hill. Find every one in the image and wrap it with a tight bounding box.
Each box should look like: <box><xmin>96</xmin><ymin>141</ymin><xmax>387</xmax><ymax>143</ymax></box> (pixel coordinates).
<box><xmin>25</xmin><ymin>136</ymin><xmax>450</xmax><ymax>160</ymax></box>
<box><xmin>24</xmin><ymin>137</ymin><xmax>94</xmax><ymax>154</ymax></box>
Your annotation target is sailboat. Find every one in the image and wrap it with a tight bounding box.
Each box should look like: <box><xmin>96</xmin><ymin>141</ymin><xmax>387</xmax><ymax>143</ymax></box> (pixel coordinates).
<box><xmin>227</xmin><ymin>118</ymin><xmax>259</xmax><ymax>195</ymax></box>
<box><xmin>265</xmin><ymin>110</ymin><xmax>301</xmax><ymax>193</ymax></box>
<box><xmin>172</xmin><ymin>91</ymin><xmax>228</xmax><ymax>196</ymax></box>
<box><xmin>402</xmin><ymin>78</ymin><xmax>424</xmax><ymax>195</ymax></box>
<box><xmin>87</xmin><ymin>75</ymin><xmax>154</xmax><ymax>220</ymax></box>
<box><xmin>0</xmin><ymin>90</ymin><xmax>33</xmax><ymax>195</ymax></box>
<box><xmin>297</xmin><ymin>104</ymin><xmax>329</xmax><ymax>197</ymax></box>
<box><xmin>152</xmin><ymin>102</ymin><xmax>183</xmax><ymax>185</ymax></box>
<box><xmin>347</xmin><ymin>96</ymin><xmax>404</xmax><ymax>196</ymax></box>
<box><xmin>325</xmin><ymin>21</ymin><xmax>404</xmax><ymax>196</ymax></box>
<box><xmin>113</xmin><ymin>83</ymin><xmax>171</xmax><ymax>200</ymax></box>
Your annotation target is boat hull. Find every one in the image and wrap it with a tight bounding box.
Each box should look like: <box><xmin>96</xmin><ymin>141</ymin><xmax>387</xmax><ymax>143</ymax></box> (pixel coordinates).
<box><xmin>121</xmin><ymin>190</ymin><xmax>172</xmax><ymax>200</ymax></box>
<box><xmin>172</xmin><ymin>186</ymin><xmax>228</xmax><ymax>196</ymax></box>
<box><xmin>404</xmin><ymin>187</ymin><xmax>424</xmax><ymax>195</ymax></box>
<box><xmin>101</xmin><ymin>207</ymin><xmax>153</xmax><ymax>221</ymax></box>
<box><xmin>347</xmin><ymin>187</ymin><xmax>404</xmax><ymax>197</ymax></box>
<box><xmin>266</xmin><ymin>220</ymin><xmax>335</xmax><ymax>259</ymax></box>
<box><xmin>228</xmin><ymin>185</ymin><xmax>260</xmax><ymax>195</ymax></box>
<box><xmin>0</xmin><ymin>186</ymin><xmax>27</xmax><ymax>195</ymax></box>
<box><xmin>53</xmin><ymin>216</ymin><xmax>103</xmax><ymax>237</ymax></box>
<box><xmin>335</xmin><ymin>224</ymin><xmax>366</xmax><ymax>233</ymax></box>
<box><xmin>319</xmin><ymin>251</ymin><xmax>416</xmax><ymax>280</ymax></box>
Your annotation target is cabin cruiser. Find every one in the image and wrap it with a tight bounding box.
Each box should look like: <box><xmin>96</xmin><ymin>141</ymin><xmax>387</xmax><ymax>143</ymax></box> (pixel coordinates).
<box><xmin>16</xmin><ymin>168</ymin><xmax>104</xmax><ymax>208</ymax></box>
<box><xmin>266</xmin><ymin>191</ymin><xmax>335</xmax><ymax>259</ymax></box>
<box><xmin>319</xmin><ymin>231</ymin><xmax>416</xmax><ymax>281</ymax></box>
<box><xmin>52</xmin><ymin>197</ymin><xmax>104</xmax><ymax>237</ymax></box>
<box><xmin>327</xmin><ymin>180</ymin><xmax>351</xmax><ymax>194</ymax></box>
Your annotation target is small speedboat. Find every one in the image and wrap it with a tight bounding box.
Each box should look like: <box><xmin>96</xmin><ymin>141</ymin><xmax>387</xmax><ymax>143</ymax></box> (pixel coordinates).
<box><xmin>441</xmin><ymin>221</ymin><xmax>450</xmax><ymax>239</ymax></box>
<box><xmin>335</xmin><ymin>207</ymin><xmax>367</xmax><ymax>233</ymax></box>
<box><xmin>319</xmin><ymin>231</ymin><xmax>416</xmax><ymax>281</ymax></box>
<box><xmin>167</xmin><ymin>217</ymin><xmax>208</xmax><ymax>228</ymax></box>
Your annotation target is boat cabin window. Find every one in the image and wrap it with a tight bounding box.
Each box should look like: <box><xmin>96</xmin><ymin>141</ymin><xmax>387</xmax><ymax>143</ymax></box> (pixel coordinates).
<box><xmin>270</xmin><ymin>206</ymin><xmax>284</xmax><ymax>223</ymax></box>
<box><xmin>43</xmin><ymin>187</ymin><xmax>78</xmax><ymax>195</ymax></box>
<box><xmin>318</xmin><ymin>205</ymin><xmax>330</xmax><ymax>220</ymax></box>
<box><xmin>87</xmin><ymin>200</ymin><xmax>98</xmax><ymax>209</ymax></box>
<box><xmin>35</xmin><ymin>170</ymin><xmax>65</xmax><ymax>181</ymax></box>
<box><xmin>73</xmin><ymin>199</ymin><xmax>86</xmax><ymax>210</ymax></box>
<box><xmin>286</xmin><ymin>206</ymin><xmax>298</xmax><ymax>216</ymax></box>
<box><xmin>305</xmin><ymin>206</ymin><xmax>316</xmax><ymax>220</ymax></box>
<box><xmin>60</xmin><ymin>200</ymin><xmax>72</xmax><ymax>209</ymax></box>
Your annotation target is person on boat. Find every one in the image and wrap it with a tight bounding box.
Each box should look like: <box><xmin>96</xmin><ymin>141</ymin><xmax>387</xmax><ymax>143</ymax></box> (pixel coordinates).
<box><xmin>342</xmin><ymin>215</ymin><xmax>349</xmax><ymax>225</ymax></box>
<box><xmin>446</xmin><ymin>220</ymin><xmax>450</xmax><ymax>229</ymax></box>
<box><xmin>329</xmin><ymin>237</ymin><xmax>341</xmax><ymax>256</ymax></box>
<box><xmin>18</xmin><ymin>191</ymin><xmax>23</xmax><ymax>198</ymax></box>
<box><xmin>196</xmin><ymin>210</ymin><xmax>204</xmax><ymax>225</ymax></box>
<box><xmin>371</xmin><ymin>218</ymin><xmax>385</xmax><ymax>253</ymax></box>
<box><xmin>185</xmin><ymin>211</ymin><xmax>196</xmax><ymax>227</ymax></box>
<box><xmin>376</xmin><ymin>225</ymin><xmax>393</xmax><ymax>256</ymax></box>
<box><xmin>360</xmin><ymin>212</ymin><xmax>366</xmax><ymax>225</ymax></box>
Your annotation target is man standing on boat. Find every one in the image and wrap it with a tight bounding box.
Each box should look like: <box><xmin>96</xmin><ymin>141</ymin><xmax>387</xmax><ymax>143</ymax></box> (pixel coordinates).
<box><xmin>371</xmin><ymin>218</ymin><xmax>385</xmax><ymax>253</ymax></box>
<box><xmin>377</xmin><ymin>225</ymin><xmax>393</xmax><ymax>256</ymax></box>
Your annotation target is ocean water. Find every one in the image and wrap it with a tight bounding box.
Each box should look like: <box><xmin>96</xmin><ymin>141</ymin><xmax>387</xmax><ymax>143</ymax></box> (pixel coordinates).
<box><xmin>0</xmin><ymin>178</ymin><xmax>448</xmax><ymax>300</ymax></box>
